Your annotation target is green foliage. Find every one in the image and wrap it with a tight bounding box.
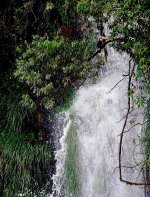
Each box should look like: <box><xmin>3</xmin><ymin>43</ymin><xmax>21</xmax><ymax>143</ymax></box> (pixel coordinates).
<box><xmin>76</xmin><ymin>0</ymin><xmax>113</xmax><ymax>21</ymax></box>
<box><xmin>143</xmin><ymin>104</ymin><xmax>150</xmax><ymax>154</ymax></box>
<box><xmin>0</xmin><ymin>85</ymin><xmax>34</xmax><ymax>134</ymax></box>
<box><xmin>14</xmin><ymin>35</ymin><xmax>98</xmax><ymax>108</ymax></box>
<box><xmin>110</xmin><ymin>0</ymin><xmax>150</xmax><ymax>95</ymax></box>
<box><xmin>56</xmin><ymin>0</ymin><xmax>79</xmax><ymax>25</ymax></box>
<box><xmin>133</xmin><ymin>96</ymin><xmax>146</xmax><ymax>108</ymax></box>
<box><xmin>144</xmin><ymin>136</ymin><xmax>150</xmax><ymax>154</ymax></box>
<box><xmin>21</xmin><ymin>94</ymin><xmax>36</xmax><ymax>110</ymax></box>
<box><xmin>45</xmin><ymin>2</ymin><xmax>54</xmax><ymax>11</ymax></box>
<box><xmin>0</xmin><ymin>132</ymin><xmax>50</xmax><ymax>197</ymax></box>
<box><xmin>77</xmin><ymin>0</ymin><xmax>92</xmax><ymax>16</ymax></box>
<box><xmin>127</xmin><ymin>89</ymin><xmax>133</xmax><ymax>97</ymax></box>
<box><xmin>54</xmin><ymin>88</ymin><xmax>75</xmax><ymax>113</ymax></box>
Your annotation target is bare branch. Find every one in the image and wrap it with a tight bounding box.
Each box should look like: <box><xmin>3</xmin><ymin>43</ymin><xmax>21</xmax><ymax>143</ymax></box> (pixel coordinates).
<box><xmin>119</xmin><ymin>58</ymin><xmax>135</xmax><ymax>181</ymax></box>
<box><xmin>120</xmin><ymin>179</ymin><xmax>150</xmax><ymax>186</ymax></box>
<box><xmin>108</xmin><ymin>75</ymin><xmax>127</xmax><ymax>94</ymax></box>
<box><xmin>123</xmin><ymin>119</ymin><xmax>150</xmax><ymax>134</ymax></box>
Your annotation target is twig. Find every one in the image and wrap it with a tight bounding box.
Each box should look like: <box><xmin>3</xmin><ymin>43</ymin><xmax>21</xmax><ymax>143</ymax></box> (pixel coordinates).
<box><xmin>123</xmin><ymin>119</ymin><xmax>150</xmax><ymax>134</ymax></box>
<box><xmin>30</xmin><ymin>8</ymin><xmax>37</xmax><ymax>21</ymax></box>
<box><xmin>120</xmin><ymin>179</ymin><xmax>150</xmax><ymax>186</ymax></box>
<box><xmin>108</xmin><ymin>76</ymin><xmax>127</xmax><ymax>94</ymax></box>
<box><xmin>116</xmin><ymin>107</ymin><xmax>134</xmax><ymax>123</ymax></box>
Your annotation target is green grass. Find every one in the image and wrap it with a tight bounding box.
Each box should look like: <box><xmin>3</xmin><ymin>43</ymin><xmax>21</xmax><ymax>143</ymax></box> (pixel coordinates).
<box><xmin>0</xmin><ymin>88</ymin><xmax>35</xmax><ymax>134</ymax></box>
<box><xmin>65</xmin><ymin>119</ymin><xmax>80</xmax><ymax>197</ymax></box>
<box><xmin>0</xmin><ymin>132</ymin><xmax>50</xmax><ymax>197</ymax></box>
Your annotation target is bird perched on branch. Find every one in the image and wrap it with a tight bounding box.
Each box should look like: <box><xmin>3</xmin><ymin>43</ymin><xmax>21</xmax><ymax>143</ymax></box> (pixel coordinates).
<box><xmin>87</xmin><ymin>36</ymin><xmax>109</xmax><ymax>63</ymax></box>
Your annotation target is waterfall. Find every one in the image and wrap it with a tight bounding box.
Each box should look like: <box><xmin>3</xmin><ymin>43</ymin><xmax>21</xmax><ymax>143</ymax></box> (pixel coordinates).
<box><xmin>48</xmin><ymin>46</ymin><xmax>145</xmax><ymax>197</ymax></box>
<box><xmin>72</xmin><ymin>47</ymin><xmax>145</xmax><ymax>197</ymax></box>
<box><xmin>48</xmin><ymin>30</ymin><xmax>146</xmax><ymax>196</ymax></box>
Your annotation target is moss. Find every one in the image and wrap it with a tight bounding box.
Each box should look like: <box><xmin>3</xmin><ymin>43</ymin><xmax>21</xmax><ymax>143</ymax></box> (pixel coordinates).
<box><xmin>65</xmin><ymin>119</ymin><xmax>80</xmax><ymax>197</ymax></box>
<box><xmin>144</xmin><ymin>122</ymin><xmax>150</xmax><ymax>154</ymax></box>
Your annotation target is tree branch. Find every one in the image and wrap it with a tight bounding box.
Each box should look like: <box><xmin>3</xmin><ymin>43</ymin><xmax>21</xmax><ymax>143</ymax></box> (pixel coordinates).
<box><xmin>108</xmin><ymin>75</ymin><xmax>127</xmax><ymax>94</ymax></box>
<box><xmin>119</xmin><ymin>58</ymin><xmax>134</xmax><ymax>181</ymax></box>
<box><xmin>123</xmin><ymin>119</ymin><xmax>150</xmax><ymax>134</ymax></box>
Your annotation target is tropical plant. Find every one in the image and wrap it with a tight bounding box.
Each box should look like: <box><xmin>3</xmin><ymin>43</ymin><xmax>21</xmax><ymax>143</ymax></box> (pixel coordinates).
<box><xmin>14</xmin><ymin>35</ymin><xmax>101</xmax><ymax>109</ymax></box>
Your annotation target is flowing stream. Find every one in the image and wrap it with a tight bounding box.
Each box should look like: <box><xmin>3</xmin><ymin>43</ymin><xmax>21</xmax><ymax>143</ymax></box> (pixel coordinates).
<box><xmin>49</xmin><ymin>40</ymin><xmax>145</xmax><ymax>197</ymax></box>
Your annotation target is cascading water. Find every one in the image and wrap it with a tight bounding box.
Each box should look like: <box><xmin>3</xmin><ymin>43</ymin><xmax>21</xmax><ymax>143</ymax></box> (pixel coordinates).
<box><xmin>72</xmin><ymin>47</ymin><xmax>145</xmax><ymax>197</ymax></box>
<box><xmin>49</xmin><ymin>24</ymin><xmax>145</xmax><ymax>196</ymax></box>
<box><xmin>49</xmin><ymin>46</ymin><xmax>145</xmax><ymax>197</ymax></box>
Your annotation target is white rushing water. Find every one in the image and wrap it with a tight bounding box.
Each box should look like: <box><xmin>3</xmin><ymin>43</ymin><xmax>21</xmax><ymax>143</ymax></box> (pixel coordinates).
<box><xmin>48</xmin><ymin>113</ymin><xmax>71</xmax><ymax>197</ymax></box>
<box><xmin>72</xmin><ymin>47</ymin><xmax>145</xmax><ymax>197</ymax></box>
<box><xmin>49</xmin><ymin>48</ymin><xmax>145</xmax><ymax>197</ymax></box>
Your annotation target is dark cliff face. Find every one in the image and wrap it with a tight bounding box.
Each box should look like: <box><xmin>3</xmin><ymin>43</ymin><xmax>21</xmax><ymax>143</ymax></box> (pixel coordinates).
<box><xmin>41</xmin><ymin>108</ymin><xmax>67</xmax><ymax>195</ymax></box>
<box><xmin>41</xmin><ymin>108</ymin><xmax>56</xmax><ymax>193</ymax></box>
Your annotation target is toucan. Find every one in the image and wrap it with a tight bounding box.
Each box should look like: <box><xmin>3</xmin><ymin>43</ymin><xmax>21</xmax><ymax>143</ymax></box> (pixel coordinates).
<box><xmin>88</xmin><ymin>36</ymin><xmax>109</xmax><ymax>63</ymax></box>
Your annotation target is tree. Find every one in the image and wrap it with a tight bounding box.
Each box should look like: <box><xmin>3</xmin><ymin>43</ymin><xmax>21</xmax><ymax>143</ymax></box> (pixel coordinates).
<box><xmin>14</xmin><ymin>35</ymin><xmax>100</xmax><ymax>109</ymax></box>
<box><xmin>0</xmin><ymin>0</ymin><xmax>102</xmax><ymax>196</ymax></box>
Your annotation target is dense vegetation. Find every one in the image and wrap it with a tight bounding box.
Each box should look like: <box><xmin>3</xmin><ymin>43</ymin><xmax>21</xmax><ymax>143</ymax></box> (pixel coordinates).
<box><xmin>0</xmin><ymin>0</ymin><xmax>101</xmax><ymax>196</ymax></box>
<box><xmin>0</xmin><ymin>0</ymin><xmax>149</xmax><ymax>196</ymax></box>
